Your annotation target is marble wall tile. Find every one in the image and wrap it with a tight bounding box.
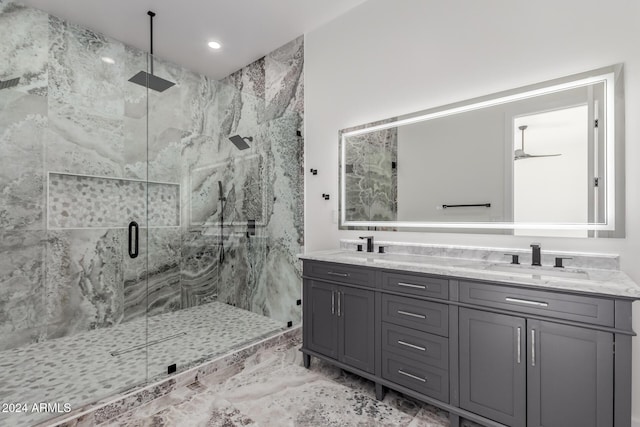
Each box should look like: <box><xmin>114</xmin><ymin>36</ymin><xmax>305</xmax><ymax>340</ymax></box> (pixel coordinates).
<box><xmin>184</xmin><ymin>74</ymin><xmax>219</xmax><ymax>139</ymax></box>
<box><xmin>46</xmin><ymin>100</ymin><xmax>125</xmax><ymax>178</ymax></box>
<box><xmin>264</xmin><ymin>35</ymin><xmax>304</xmax><ymax>121</ymax></box>
<box><xmin>0</xmin><ymin>231</ymin><xmax>46</xmax><ymax>351</ymax></box>
<box><xmin>0</xmin><ymin>91</ymin><xmax>46</xmax><ymax>230</ymax></box>
<box><xmin>0</xmin><ymin>1</ymin><xmax>48</xmax><ymax>96</ymax></box>
<box><xmin>253</xmin><ymin>112</ymin><xmax>304</xmax><ymax>324</ymax></box>
<box><xmin>46</xmin><ymin>15</ymin><xmax>126</xmax><ymax>178</ymax></box>
<box><xmin>189</xmin><ymin>154</ymin><xmax>263</xmax><ymax>226</ymax></box>
<box><xmin>122</xmin><ymin>46</ymin><xmax>148</xmax><ymax>181</ymax></box>
<box><xmin>217</xmin><ymin>81</ymin><xmax>265</xmax><ymax>154</ymax></box>
<box><xmin>217</xmin><ymin>234</ymin><xmax>267</xmax><ymax>311</ymax></box>
<box><xmin>48</xmin><ymin>15</ymin><xmax>125</xmax><ymax>117</ymax></box>
<box><xmin>180</xmin><ymin>232</ymin><xmax>219</xmax><ymax>308</ymax></box>
<box><xmin>124</xmin><ymin>228</ymin><xmax>182</xmax><ymax>321</ymax></box>
<box><xmin>45</xmin><ymin>229</ymin><xmax>125</xmax><ymax>339</ymax></box>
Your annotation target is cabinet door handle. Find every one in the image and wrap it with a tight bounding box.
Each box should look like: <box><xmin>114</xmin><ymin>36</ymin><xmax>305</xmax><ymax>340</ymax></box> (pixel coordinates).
<box><xmin>531</xmin><ymin>329</ymin><xmax>536</xmax><ymax>367</ymax></box>
<box><xmin>517</xmin><ymin>327</ymin><xmax>521</xmax><ymax>364</ymax></box>
<box><xmin>337</xmin><ymin>291</ymin><xmax>341</xmax><ymax>317</ymax></box>
<box><xmin>505</xmin><ymin>297</ymin><xmax>548</xmax><ymax>307</ymax></box>
<box><xmin>331</xmin><ymin>291</ymin><xmax>335</xmax><ymax>315</ymax></box>
<box><xmin>397</xmin><ymin>310</ymin><xmax>426</xmax><ymax>319</ymax></box>
<box><xmin>328</xmin><ymin>271</ymin><xmax>349</xmax><ymax>277</ymax></box>
<box><xmin>397</xmin><ymin>282</ymin><xmax>427</xmax><ymax>290</ymax></box>
<box><xmin>398</xmin><ymin>369</ymin><xmax>427</xmax><ymax>383</ymax></box>
<box><xmin>398</xmin><ymin>340</ymin><xmax>426</xmax><ymax>352</ymax></box>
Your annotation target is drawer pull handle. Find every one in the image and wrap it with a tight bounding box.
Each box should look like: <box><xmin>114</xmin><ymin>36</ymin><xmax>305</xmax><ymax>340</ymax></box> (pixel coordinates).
<box><xmin>397</xmin><ymin>282</ymin><xmax>427</xmax><ymax>290</ymax></box>
<box><xmin>328</xmin><ymin>272</ymin><xmax>350</xmax><ymax>277</ymax></box>
<box><xmin>505</xmin><ymin>297</ymin><xmax>548</xmax><ymax>307</ymax></box>
<box><xmin>398</xmin><ymin>340</ymin><xmax>426</xmax><ymax>352</ymax></box>
<box><xmin>398</xmin><ymin>369</ymin><xmax>427</xmax><ymax>383</ymax></box>
<box><xmin>397</xmin><ymin>310</ymin><xmax>427</xmax><ymax>319</ymax></box>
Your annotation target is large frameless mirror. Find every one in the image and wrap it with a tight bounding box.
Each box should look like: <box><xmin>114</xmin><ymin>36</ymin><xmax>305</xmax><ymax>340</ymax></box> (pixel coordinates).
<box><xmin>339</xmin><ymin>64</ymin><xmax>625</xmax><ymax>238</ymax></box>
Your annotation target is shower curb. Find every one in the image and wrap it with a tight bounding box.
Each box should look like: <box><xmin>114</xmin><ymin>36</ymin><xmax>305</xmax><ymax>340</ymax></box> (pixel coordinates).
<box><xmin>38</xmin><ymin>326</ymin><xmax>302</xmax><ymax>426</ymax></box>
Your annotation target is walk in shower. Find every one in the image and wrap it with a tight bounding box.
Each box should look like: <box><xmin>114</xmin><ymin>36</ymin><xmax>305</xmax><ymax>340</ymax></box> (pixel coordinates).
<box><xmin>0</xmin><ymin>2</ymin><xmax>304</xmax><ymax>426</ymax></box>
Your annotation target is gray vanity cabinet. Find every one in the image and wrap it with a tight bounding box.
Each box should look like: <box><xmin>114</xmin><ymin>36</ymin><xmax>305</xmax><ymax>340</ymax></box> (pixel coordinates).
<box><xmin>303</xmin><ymin>277</ymin><xmax>375</xmax><ymax>374</ymax></box>
<box><xmin>302</xmin><ymin>259</ymin><xmax>634</xmax><ymax>427</ymax></box>
<box><xmin>459</xmin><ymin>308</ymin><xmax>527</xmax><ymax>427</ymax></box>
<box><xmin>527</xmin><ymin>320</ymin><xmax>613</xmax><ymax>427</ymax></box>
<box><xmin>460</xmin><ymin>308</ymin><xmax>614</xmax><ymax>427</ymax></box>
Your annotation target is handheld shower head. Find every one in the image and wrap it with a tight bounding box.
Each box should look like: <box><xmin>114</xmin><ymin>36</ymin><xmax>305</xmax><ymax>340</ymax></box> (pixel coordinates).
<box><xmin>218</xmin><ymin>180</ymin><xmax>225</xmax><ymax>201</ymax></box>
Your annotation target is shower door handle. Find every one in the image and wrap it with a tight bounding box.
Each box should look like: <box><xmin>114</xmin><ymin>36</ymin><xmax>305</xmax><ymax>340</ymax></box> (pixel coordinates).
<box><xmin>128</xmin><ymin>221</ymin><xmax>139</xmax><ymax>259</ymax></box>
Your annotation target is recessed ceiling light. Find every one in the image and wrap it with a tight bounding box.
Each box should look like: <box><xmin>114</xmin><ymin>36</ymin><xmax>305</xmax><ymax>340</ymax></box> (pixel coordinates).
<box><xmin>208</xmin><ymin>41</ymin><xmax>222</xmax><ymax>50</ymax></box>
<box><xmin>101</xmin><ymin>57</ymin><xmax>115</xmax><ymax>64</ymax></box>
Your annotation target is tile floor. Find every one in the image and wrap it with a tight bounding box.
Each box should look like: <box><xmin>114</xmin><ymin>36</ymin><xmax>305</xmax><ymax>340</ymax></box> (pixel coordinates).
<box><xmin>0</xmin><ymin>302</ymin><xmax>285</xmax><ymax>427</ymax></box>
<box><xmin>102</xmin><ymin>337</ymin><xmax>452</xmax><ymax>427</ymax></box>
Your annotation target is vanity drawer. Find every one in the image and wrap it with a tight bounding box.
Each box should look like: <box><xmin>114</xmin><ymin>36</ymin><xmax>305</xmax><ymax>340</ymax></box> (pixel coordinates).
<box><xmin>459</xmin><ymin>281</ymin><xmax>614</xmax><ymax>326</ymax></box>
<box><xmin>303</xmin><ymin>261</ymin><xmax>376</xmax><ymax>288</ymax></box>
<box><xmin>382</xmin><ymin>351</ymin><xmax>449</xmax><ymax>403</ymax></box>
<box><xmin>382</xmin><ymin>294</ymin><xmax>448</xmax><ymax>337</ymax></box>
<box><xmin>382</xmin><ymin>322</ymin><xmax>448</xmax><ymax>370</ymax></box>
<box><xmin>382</xmin><ymin>271</ymin><xmax>448</xmax><ymax>300</ymax></box>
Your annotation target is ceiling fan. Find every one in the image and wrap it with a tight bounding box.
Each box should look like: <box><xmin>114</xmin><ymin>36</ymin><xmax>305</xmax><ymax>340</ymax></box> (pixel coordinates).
<box><xmin>514</xmin><ymin>125</ymin><xmax>561</xmax><ymax>161</ymax></box>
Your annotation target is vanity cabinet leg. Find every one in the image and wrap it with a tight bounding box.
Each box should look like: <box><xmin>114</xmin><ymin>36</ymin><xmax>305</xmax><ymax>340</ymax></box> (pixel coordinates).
<box><xmin>375</xmin><ymin>383</ymin><xmax>385</xmax><ymax>400</ymax></box>
<box><xmin>303</xmin><ymin>354</ymin><xmax>311</xmax><ymax>369</ymax></box>
<box><xmin>448</xmin><ymin>413</ymin><xmax>460</xmax><ymax>427</ymax></box>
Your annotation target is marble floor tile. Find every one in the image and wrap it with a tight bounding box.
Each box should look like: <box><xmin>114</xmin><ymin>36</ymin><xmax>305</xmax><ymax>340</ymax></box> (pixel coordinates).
<box><xmin>103</xmin><ymin>340</ymin><xmax>450</xmax><ymax>427</ymax></box>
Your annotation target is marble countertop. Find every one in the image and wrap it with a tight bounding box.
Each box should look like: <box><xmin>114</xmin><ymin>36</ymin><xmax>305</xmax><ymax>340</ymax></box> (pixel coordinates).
<box><xmin>298</xmin><ymin>250</ymin><xmax>640</xmax><ymax>299</ymax></box>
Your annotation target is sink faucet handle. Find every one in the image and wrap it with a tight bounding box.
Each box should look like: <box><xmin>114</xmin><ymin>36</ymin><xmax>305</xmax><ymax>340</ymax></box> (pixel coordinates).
<box><xmin>504</xmin><ymin>253</ymin><xmax>520</xmax><ymax>265</ymax></box>
<box><xmin>554</xmin><ymin>257</ymin><xmax>573</xmax><ymax>268</ymax></box>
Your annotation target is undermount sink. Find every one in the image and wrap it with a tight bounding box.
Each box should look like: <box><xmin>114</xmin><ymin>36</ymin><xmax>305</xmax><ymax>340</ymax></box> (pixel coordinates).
<box><xmin>488</xmin><ymin>264</ymin><xmax>588</xmax><ymax>280</ymax></box>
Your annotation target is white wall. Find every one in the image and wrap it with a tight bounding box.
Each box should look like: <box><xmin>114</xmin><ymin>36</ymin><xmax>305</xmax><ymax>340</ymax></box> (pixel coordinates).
<box><xmin>304</xmin><ymin>0</ymin><xmax>640</xmax><ymax>422</ymax></box>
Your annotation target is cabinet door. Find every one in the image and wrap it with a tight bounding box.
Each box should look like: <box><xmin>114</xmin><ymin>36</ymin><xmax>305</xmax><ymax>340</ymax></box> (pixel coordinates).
<box><xmin>459</xmin><ymin>308</ymin><xmax>526</xmax><ymax>427</ymax></box>
<box><xmin>306</xmin><ymin>280</ymin><xmax>338</xmax><ymax>359</ymax></box>
<box><xmin>527</xmin><ymin>320</ymin><xmax>613</xmax><ymax>427</ymax></box>
<box><xmin>338</xmin><ymin>286</ymin><xmax>375</xmax><ymax>373</ymax></box>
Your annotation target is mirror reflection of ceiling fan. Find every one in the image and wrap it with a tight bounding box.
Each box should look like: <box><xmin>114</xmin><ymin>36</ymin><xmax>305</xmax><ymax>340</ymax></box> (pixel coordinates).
<box><xmin>514</xmin><ymin>125</ymin><xmax>562</xmax><ymax>161</ymax></box>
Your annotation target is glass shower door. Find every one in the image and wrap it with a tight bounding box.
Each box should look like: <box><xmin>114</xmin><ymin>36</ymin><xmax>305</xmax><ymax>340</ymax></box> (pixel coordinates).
<box><xmin>0</xmin><ymin>8</ymin><xmax>152</xmax><ymax>423</ymax></box>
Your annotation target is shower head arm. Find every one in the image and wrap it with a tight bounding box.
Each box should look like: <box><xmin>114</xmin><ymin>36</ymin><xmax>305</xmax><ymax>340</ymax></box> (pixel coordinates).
<box><xmin>148</xmin><ymin>11</ymin><xmax>155</xmax><ymax>74</ymax></box>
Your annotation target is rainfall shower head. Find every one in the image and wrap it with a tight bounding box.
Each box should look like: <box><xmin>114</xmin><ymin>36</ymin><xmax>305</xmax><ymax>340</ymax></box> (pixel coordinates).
<box><xmin>0</xmin><ymin>77</ymin><xmax>20</xmax><ymax>90</ymax></box>
<box><xmin>228</xmin><ymin>135</ymin><xmax>253</xmax><ymax>150</ymax></box>
<box><xmin>129</xmin><ymin>71</ymin><xmax>175</xmax><ymax>93</ymax></box>
<box><xmin>128</xmin><ymin>11</ymin><xmax>175</xmax><ymax>93</ymax></box>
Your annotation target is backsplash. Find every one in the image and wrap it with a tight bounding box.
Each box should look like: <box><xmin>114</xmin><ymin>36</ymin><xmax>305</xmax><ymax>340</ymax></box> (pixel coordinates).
<box><xmin>339</xmin><ymin>240</ymin><xmax>619</xmax><ymax>271</ymax></box>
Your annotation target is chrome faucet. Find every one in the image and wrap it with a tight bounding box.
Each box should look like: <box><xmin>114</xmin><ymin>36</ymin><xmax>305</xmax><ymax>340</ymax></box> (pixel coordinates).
<box><xmin>359</xmin><ymin>236</ymin><xmax>374</xmax><ymax>253</ymax></box>
<box><xmin>530</xmin><ymin>243</ymin><xmax>541</xmax><ymax>266</ymax></box>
